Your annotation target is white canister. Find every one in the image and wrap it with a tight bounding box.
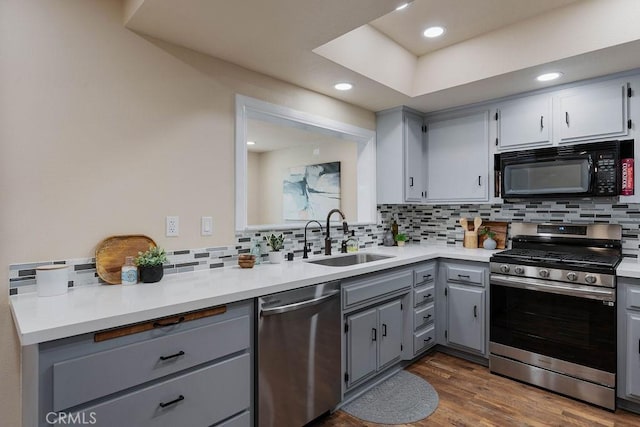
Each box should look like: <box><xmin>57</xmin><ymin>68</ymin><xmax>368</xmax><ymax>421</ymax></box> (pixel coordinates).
<box><xmin>36</xmin><ymin>265</ymin><xmax>69</xmax><ymax>297</ymax></box>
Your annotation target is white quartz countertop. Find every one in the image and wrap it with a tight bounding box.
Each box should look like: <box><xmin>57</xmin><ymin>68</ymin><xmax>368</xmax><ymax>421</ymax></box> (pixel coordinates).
<box><xmin>10</xmin><ymin>244</ymin><xmax>497</xmax><ymax>346</ymax></box>
<box><xmin>616</xmin><ymin>258</ymin><xmax>640</xmax><ymax>279</ymax></box>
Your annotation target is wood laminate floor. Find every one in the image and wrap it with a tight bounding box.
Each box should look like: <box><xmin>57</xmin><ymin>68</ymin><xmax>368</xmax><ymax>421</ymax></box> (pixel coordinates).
<box><xmin>313</xmin><ymin>352</ymin><xmax>640</xmax><ymax>427</ymax></box>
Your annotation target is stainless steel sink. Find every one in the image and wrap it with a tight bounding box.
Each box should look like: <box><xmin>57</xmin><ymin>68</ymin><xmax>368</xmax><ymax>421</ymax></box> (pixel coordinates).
<box><xmin>306</xmin><ymin>253</ymin><xmax>394</xmax><ymax>267</ymax></box>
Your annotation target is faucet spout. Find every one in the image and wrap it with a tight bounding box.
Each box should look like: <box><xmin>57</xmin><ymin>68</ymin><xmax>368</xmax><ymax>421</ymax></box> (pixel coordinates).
<box><xmin>303</xmin><ymin>220</ymin><xmax>323</xmax><ymax>259</ymax></box>
<box><xmin>325</xmin><ymin>209</ymin><xmax>348</xmax><ymax>256</ymax></box>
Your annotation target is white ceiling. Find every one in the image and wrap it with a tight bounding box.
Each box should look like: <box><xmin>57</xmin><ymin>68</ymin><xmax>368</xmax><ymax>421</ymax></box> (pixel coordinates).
<box><xmin>125</xmin><ymin>0</ymin><xmax>640</xmax><ymax>113</ymax></box>
<box><xmin>369</xmin><ymin>0</ymin><xmax>578</xmax><ymax>57</ymax></box>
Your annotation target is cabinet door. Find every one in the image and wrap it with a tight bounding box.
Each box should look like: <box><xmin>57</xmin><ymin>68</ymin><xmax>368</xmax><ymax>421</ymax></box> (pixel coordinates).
<box><xmin>558</xmin><ymin>80</ymin><xmax>628</xmax><ymax>143</ymax></box>
<box><xmin>626</xmin><ymin>313</ymin><xmax>640</xmax><ymax>399</ymax></box>
<box><xmin>426</xmin><ymin>111</ymin><xmax>489</xmax><ymax>202</ymax></box>
<box><xmin>347</xmin><ymin>308</ymin><xmax>378</xmax><ymax>385</ymax></box>
<box><xmin>404</xmin><ymin>112</ymin><xmax>425</xmax><ymax>202</ymax></box>
<box><xmin>497</xmin><ymin>94</ymin><xmax>552</xmax><ymax>150</ymax></box>
<box><xmin>378</xmin><ymin>300</ymin><xmax>403</xmax><ymax>368</ymax></box>
<box><xmin>447</xmin><ymin>283</ymin><xmax>485</xmax><ymax>353</ymax></box>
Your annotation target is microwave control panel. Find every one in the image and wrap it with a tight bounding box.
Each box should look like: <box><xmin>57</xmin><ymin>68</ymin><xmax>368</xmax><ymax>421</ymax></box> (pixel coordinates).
<box><xmin>595</xmin><ymin>152</ymin><xmax>618</xmax><ymax>195</ymax></box>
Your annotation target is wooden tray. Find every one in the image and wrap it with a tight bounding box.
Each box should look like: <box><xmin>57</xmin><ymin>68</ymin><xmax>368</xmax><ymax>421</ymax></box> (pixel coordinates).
<box><xmin>476</xmin><ymin>221</ymin><xmax>508</xmax><ymax>249</ymax></box>
<box><xmin>95</xmin><ymin>235</ymin><xmax>156</xmax><ymax>284</ymax></box>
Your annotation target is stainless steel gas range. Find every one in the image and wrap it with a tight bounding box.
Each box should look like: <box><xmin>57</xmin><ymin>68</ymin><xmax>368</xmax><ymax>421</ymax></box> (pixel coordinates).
<box><xmin>489</xmin><ymin>222</ymin><xmax>622</xmax><ymax>410</ymax></box>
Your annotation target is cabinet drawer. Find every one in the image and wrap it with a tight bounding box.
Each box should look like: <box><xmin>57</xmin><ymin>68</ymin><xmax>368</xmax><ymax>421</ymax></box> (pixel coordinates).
<box><xmin>343</xmin><ymin>270</ymin><xmax>413</xmax><ymax>309</ymax></box>
<box><xmin>414</xmin><ymin>284</ymin><xmax>435</xmax><ymax>307</ymax></box>
<box><xmin>68</xmin><ymin>353</ymin><xmax>250</xmax><ymax>427</ymax></box>
<box><xmin>414</xmin><ymin>265</ymin><xmax>435</xmax><ymax>286</ymax></box>
<box><xmin>414</xmin><ymin>325</ymin><xmax>435</xmax><ymax>355</ymax></box>
<box><xmin>53</xmin><ymin>315</ymin><xmax>250</xmax><ymax>411</ymax></box>
<box><xmin>414</xmin><ymin>304</ymin><xmax>434</xmax><ymax>330</ymax></box>
<box><xmin>446</xmin><ymin>265</ymin><xmax>485</xmax><ymax>286</ymax></box>
<box><xmin>215</xmin><ymin>410</ymin><xmax>250</xmax><ymax>427</ymax></box>
<box><xmin>627</xmin><ymin>286</ymin><xmax>640</xmax><ymax>310</ymax></box>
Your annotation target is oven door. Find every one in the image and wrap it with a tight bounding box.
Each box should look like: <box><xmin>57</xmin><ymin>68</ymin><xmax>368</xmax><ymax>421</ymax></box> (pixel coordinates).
<box><xmin>490</xmin><ymin>274</ymin><xmax>616</xmax><ymax>375</ymax></box>
<box><xmin>502</xmin><ymin>155</ymin><xmax>594</xmax><ymax>198</ymax></box>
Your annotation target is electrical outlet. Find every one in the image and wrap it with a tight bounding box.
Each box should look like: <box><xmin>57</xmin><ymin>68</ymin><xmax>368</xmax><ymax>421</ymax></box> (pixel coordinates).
<box><xmin>201</xmin><ymin>216</ymin><xmax>213</xmax><ymax>236</ymax></box>
<box><xmin>166</xmin><ymin>216</ymin><xmax>179</xmax><ymax>237</ymax></box>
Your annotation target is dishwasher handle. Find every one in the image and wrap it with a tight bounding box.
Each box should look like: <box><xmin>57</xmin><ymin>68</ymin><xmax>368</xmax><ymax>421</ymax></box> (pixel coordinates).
<box><xmin>260</xmin><ymin>290</ymin><xmax>340</xmax><ymax>316</ymax></box>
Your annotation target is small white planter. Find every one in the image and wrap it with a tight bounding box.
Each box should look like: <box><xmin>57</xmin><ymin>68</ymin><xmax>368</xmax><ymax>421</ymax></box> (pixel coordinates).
<box><xmin>268</xmin><ymin>251</ymin><xmax>284</xmax><ymax>264</ymax></box>
<box><xmin>483</xmin><ymin>237</ymin><xmax>497</xmax><ymax>250</ymax></box>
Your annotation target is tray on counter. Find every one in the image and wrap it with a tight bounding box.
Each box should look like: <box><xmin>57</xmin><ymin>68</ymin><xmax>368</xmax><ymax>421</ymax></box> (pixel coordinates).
<box><xmin>95</xmin><ymin>235</ymin><xmax>156</xmax><ymax>284</ymax></box>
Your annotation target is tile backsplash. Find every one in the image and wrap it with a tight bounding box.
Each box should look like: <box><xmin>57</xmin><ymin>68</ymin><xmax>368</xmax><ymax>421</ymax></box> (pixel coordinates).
<box><xmin>9</xmin><ymin>200</ymin><xmax>640</xmax><ymax>295</ymax></box>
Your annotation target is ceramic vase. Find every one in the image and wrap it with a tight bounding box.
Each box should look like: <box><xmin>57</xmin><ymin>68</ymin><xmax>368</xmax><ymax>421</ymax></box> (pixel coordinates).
<box><xmin>268</xmin><ymin>251</ymin><xmax>284</xmax><ymax>264</ymax></box>
<box><xmin>483</xmin><ymin>237</ymin><xmax>497</xmax><ymax>250</ymax></box>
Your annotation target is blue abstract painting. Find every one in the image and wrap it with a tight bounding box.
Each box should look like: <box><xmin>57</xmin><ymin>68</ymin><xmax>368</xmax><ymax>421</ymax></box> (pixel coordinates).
<box><xmin>283</xmin><ymin>161</ymin><xmax>341</xmax><ymax>220</ymax></box>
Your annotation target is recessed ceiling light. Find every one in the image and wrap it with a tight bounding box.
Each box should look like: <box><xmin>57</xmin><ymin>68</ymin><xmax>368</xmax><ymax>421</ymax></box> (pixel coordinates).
<box><xmin>536</xmin><ymin>72</ymin><xmax>563</xmax><ymax>82</ymax></box>
<box><xmin>246</xmin><ymin>141</ymin><xmax>256</xmax><ymax>145</ymax></box>
<box><xmin>396</xmin><ymin>3</ymin><xmax>410</xmax><ymax>11</ymax></box>
<box><xmin>423</xmin><ymin>26</ymin><xmax>445</xmax><ymax>38</ymax></box>
<box><xmin>334</xmin><ymin>82</ymin><xmax>353</xmax><ymax>91</ymax></box>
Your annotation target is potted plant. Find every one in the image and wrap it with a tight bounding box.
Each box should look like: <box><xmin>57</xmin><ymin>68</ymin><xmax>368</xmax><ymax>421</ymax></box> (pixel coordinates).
<box><xmin>134</xmin><ymin>246</ymin><xmax>168</xmax><ymax>283</ymax></box>
<box><xmin>264</xmin><ymin>233</ymin><xmax>285</xmax><ymax>263</ymax></box>
<box><xmin>395</xmin><ymin>233</ymin><xmax>408</xmax><ymax>247</ymax></box>
<box><xmin>478</xmin><ymin>227</ymin><xmax>497</xmax><ymax>250</ymax></box>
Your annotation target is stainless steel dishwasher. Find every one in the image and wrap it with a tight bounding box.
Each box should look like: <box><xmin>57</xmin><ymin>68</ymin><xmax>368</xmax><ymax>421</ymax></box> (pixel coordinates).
<box><xmin>258</xmin><ymin>281</ymin><xmax>341</xmax><ymax>427</ymax></box>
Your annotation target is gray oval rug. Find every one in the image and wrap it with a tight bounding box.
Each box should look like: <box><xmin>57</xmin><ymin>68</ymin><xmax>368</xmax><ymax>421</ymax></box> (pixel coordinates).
<box><xmin>342</xmin><ymin>370</ymin><xmax>439</xmax><ymax>424</ymax></box>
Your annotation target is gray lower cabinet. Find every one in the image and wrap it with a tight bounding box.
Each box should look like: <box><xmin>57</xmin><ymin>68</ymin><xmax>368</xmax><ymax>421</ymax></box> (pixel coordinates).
<box><xmin>412</xmin><ymin>262</ymin><xmax>436</xmax><ymax>356</ymax></box>
<box><xmin>618</xmin><ymin>278</ymin><xmax>640</xmax><ymax>407</ymax></box>
<box><xmin>447</xmin><ymin>284</ymin><xmax>484</xmax><ymax>353</ymax></box>
<box><xmin>346</xmin><ymin>298</ymin><xmax>403</xmax><ymax>387</ymax></box>
<box><xmin>439</xmin><ymin>260</ymin><xmax>488</xmax><ymax>357</ymax></box>
<box><xmin>36</xmin><ymin>301</ymin><xmax>252</xmax><ymax>427</ymax></box>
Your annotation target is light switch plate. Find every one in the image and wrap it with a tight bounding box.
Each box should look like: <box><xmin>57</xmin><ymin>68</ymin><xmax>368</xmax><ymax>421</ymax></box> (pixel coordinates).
<box><xmin>201</xmin><ymin>216</ymin><xmax>213</xmax><ymax>236</ymax></box>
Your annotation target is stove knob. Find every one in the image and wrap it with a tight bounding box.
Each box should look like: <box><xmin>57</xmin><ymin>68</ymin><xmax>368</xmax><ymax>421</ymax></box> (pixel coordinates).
<box><xmin>539</xmin><ymin>269</ymin><xmax>550</xmax><ymax>278</ymax></box>
<box><xmin>566</xmin><ymin>272</ymin><xmax>578</xmax><ymax>281</ymax></box>
<box><xmin>514</xmin><ymin>266</ymin><xmax>525</xmax><ymax>274</ymax></box>
<box><xmin>499</xmin><ymin>265</ymin><xmax>510</xmax><ymax>273</ymax></box>
<box><xmin>585</xmin><ymin>275</ymin><xmax>597</xmax><ymax>284</ymax></box>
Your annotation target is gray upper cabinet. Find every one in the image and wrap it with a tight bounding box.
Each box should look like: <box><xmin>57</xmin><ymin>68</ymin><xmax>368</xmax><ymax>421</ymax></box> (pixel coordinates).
<box><xmin>376</xmin><ymin>107</ymin><xmax>426</xmax><ymax>204</ymax></box>
<box><xmin>426</xmin><ymin>111</ymin><xmax>489</xmax><ymax>202</ymax></box>
<box><xmin>496</xmin><ymin>93</ymin><xmax>552</xmax><ymax>150</ymax></box>
<box><xmin>556</xmin><ymin>79</ymin><xmax>629</xmax><ymax>143</ymax></box>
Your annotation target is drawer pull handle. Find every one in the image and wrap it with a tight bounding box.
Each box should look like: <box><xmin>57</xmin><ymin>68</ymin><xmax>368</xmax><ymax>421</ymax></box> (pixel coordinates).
<box><xmin>159</xmin><ymin>395</ymin><xmax>184</xmax><ymax>408</ymax></box>
<box><xmin>424</xmin><ymin>337</ymin><xmax>432</xmax><ymax>343</ymax></box>
<box><xmin>159</xmin><ymin>350</ymin><xmax>185</xmax><ymax>361</ymax></box>
<box><xmin>382</xmin><ymin>324</ymin><xmax>387</xmax><ymax>337</ymax></box>
<box><xmin>423</xmin><ymin>314</ymin><xmax>432</xmax><ymax>320</ymax></box>
<box><xmin>474</xmin><ymin>305</ymin><xmax>478</xmax><ymax>318</ymax></box>
<box><xmin>423</xmin><ymin>274</ymin><xmax>432</xmax><ymax>280</ymax></box>
<box><xmin>422</xmin><ymin>293</ymin><xmax>432</xmax><ymax>299</ymax></box>
<box><xmin>372</xmin><ymin>328</ymin><xmax>377</xmax><ymax>342</ymax></box>
<box><xmin>153</xmin><ymin>316</ymin><xmax>185</xmax><ymax>328</ymax></box>
<box><xmin>458</xmin><ymin>274</ymin><xmax>470</xmax><ymax>279</ymax></box>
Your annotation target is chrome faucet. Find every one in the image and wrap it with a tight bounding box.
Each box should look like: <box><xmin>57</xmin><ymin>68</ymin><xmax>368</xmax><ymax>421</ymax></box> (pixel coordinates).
<box><xmin>303</xmin><ymin>220</ymin><xmax>323</xmax><ymax>259</ymax></box>
<box><xmin>325</xmin><ymin>209</ymin><xmax>348</xmax><ymax>255</ymax></box>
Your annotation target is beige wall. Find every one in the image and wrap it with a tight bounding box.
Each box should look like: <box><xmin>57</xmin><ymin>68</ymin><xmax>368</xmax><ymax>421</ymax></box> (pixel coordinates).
<box><xmin>0</xmin><ymin>1</ymin><xmax>375</xmax><ymax>424</ymax></box>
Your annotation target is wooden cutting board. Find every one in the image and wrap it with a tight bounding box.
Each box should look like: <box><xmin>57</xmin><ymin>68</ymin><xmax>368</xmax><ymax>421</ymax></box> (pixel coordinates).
<box><xmin>95</xmin><ymin>235</ymin><xmax>156</xmax><ymax>284</ymax></box>
<box><xmin>476</xmin><ymin>221</ymin><xmax>509</xmax><ymax>249</ymax></box>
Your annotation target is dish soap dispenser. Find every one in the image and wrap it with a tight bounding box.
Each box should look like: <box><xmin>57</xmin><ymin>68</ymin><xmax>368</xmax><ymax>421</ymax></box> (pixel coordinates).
<box><xmin>346</xmin><ymin>230</ymin><xmax>359</xmax><ymax>253</ymax></box>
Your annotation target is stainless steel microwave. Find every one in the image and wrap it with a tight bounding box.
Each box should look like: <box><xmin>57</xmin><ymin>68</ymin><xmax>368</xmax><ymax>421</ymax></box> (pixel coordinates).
<box><xmin>495</xmin><ymin>141</ymin><xmax>632</xmax><ymax>200</ymax></box>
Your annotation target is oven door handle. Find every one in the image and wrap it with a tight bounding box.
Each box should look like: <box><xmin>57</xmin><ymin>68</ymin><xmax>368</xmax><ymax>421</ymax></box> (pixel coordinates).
<box><xmin>491</xmin><ymin>274</ymin><xmax>615</xmax><ymax>302</ymax></box>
